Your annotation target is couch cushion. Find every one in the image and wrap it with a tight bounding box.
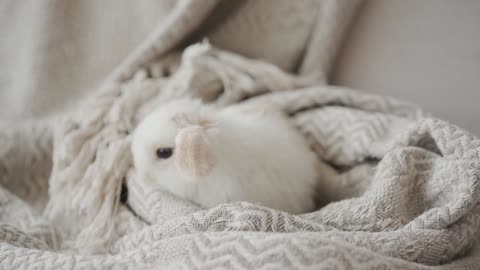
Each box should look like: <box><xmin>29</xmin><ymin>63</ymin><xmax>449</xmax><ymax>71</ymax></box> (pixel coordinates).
<box><xmin>333</xmin><ymin>0</ymin><xmax>480</xmax><ymax>135</ymax></box>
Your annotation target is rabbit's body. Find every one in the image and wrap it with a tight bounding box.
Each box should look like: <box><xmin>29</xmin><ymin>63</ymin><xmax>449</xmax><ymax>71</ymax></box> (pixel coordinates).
<box><xmin>132</xmin><ymin>99</ymin><xmax>318</xmax><ymax>214</ymax></box>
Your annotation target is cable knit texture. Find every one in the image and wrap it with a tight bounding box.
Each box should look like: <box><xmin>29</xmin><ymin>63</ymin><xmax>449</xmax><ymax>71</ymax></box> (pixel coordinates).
<box><xmin>2</xmin><ymin>1</ymin><xmax>480</xmax><ymax>269</ymax></box>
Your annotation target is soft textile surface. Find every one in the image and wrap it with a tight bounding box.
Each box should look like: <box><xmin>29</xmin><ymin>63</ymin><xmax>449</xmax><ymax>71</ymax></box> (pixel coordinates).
<box><xmin>2</xmin><ymin>43</ymin><xmax>480</xmax><ymax>269</ymax></box>
<box><xmin>1</xmin><ymin>1</ymin><xmax>480</xmax><ymax>269</ymax></box>
<box><xmin>0</xmin><ymin>0</ymin><xmax>359</xmax><ymax>124</ymax></box>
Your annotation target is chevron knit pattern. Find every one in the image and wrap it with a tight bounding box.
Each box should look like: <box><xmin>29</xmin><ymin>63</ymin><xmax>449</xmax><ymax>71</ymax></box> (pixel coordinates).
<box><xmin>1</xmin><ymin>43</ymin><xmax>480</xmax><ymax>269</ymax></box>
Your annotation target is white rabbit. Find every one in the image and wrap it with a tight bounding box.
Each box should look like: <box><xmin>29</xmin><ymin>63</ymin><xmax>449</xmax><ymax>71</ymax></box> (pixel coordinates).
<box><xmin>131</xmin><ymin>98</ymin><xmax>318</xmax><ymax>214</ymax></box>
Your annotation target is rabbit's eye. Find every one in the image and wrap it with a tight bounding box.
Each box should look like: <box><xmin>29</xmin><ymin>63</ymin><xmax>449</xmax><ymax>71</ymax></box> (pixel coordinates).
<box><xmin>156</xmin><ymin>148</ymin><xmax>173</xmax><ymax>159</ymax></box>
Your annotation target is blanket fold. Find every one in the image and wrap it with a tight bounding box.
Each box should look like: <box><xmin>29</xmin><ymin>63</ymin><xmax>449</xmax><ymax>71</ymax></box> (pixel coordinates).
<box><xmin>2</xmin><ymin>43</ymin><xmax>479</xmax><ymax>269</ymax></box>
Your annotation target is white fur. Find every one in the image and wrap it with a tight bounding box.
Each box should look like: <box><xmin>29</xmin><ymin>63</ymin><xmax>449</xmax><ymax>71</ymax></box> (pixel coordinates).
<box><xmin>131</xmin><ymin>98</ymin><xmax>318</xmax><ymax>214</ymax></box>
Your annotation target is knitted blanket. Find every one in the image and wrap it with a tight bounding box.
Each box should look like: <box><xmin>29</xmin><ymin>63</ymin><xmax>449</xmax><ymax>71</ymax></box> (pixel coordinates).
<box><xmin>2</xmin><ymin>1</ymin><xmax>480</xmax><ymax>269</ymax></box>
<box><xmin>1</xmin><ymin>42</ymin><xmax>480</xmax><ymax>269</ymax></box>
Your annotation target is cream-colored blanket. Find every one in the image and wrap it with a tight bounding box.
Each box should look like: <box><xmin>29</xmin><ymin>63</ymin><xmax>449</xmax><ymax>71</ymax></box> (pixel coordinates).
<box><xmin>1</xmin><ymin>1</ymin><xmax>480</xmax><ymax>269</ymax></box>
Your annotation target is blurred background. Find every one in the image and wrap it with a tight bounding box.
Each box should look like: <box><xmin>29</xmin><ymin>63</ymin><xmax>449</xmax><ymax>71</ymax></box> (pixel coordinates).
<box><xmin>1</xmin><ymin>0</ymin><xmax>479</xmax><ymax>133</ymax></box>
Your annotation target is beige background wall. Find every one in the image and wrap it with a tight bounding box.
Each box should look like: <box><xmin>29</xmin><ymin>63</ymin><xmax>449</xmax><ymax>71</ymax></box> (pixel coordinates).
<box><xmin>333</xmin><ymin>0</ymin><xmax>480</xmax><ymax>134</ymax></box>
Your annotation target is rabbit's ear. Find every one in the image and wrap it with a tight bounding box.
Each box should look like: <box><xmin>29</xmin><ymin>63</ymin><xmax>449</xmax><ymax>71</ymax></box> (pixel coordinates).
<box><xmin>174</xmin><ymin>126</ymin><xmax>217</xmax><ymax>179</ymax></box>
<box><xmin>172</xmin><ymin>112</ymin><xmax>194</xmax><ymax>128</ymax></box>
<box><xmin>172</xmin><ymin>112</ymin><xmax>215</xmax><ymax>129</ymax></box>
